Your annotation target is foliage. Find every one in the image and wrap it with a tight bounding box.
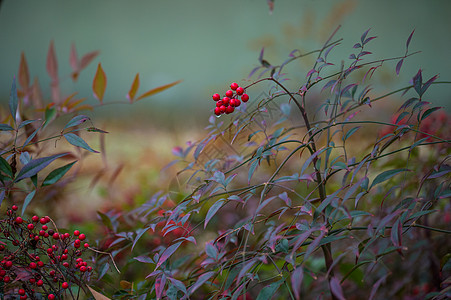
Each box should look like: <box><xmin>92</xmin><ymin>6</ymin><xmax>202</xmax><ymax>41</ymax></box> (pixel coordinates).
<box><xmin>97</xmin><ymin>28</ymin><xmax>451</xmax><ymax>300</ymax></box>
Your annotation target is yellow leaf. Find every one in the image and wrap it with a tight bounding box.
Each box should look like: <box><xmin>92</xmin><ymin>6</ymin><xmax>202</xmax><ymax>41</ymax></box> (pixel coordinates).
<box><xmin>92</xmin><ymin>63</ymin><xmax>107</xmax><ymax>103</ymax></box>
<box><xmin>127</xmin><ymin>73</ymin><xmax>140</xmax><ymax>103</ymax></box>
<box><xmin>18</xmin><ymin>52</ymin><xmax>30</xmax><ymax>89</ymax></box>
<box><xmin>88</xmin><ymin>286</ymin><xmax>111</xmax><ymax>300</ymax></box>
<box><xmin>135</xmin><ymin>80</ymin><xmax>182</xmax><ymax>102</ymax></box>
<box><xmin>120</xmin><ymin>280</ymin><xmax>133</xmax><ymax>289</ymax></box>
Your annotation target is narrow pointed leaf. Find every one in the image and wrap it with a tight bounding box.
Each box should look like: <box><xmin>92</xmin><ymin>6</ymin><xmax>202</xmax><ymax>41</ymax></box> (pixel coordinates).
<box><xmin>291</xmin><ymin>266</ymin><xmax>304</xmax><ymax>300</ymax></box>
<box><xmin>88</xmin><ymin>286</ymin><xmax>111</xmax><ymax>300</ymax></box>
<box><xmin>64</xmin><ymin>133</ymin><xmax>99</xmax><ymax>153</ymax></box>
<box><xmin>10</xmin><ymin>77</ymin><xmax>18</xmax><ymax>124</ymax></box>
<box><xmin>127</xmin><ymin>73</ymin><xmax>140</xmax><ymax>103</ymax></box>
<box><xmin>188</xmin><ymin>271</ymin><xmax>214</xmax><ymax>295</ymax></box>
<box><xmin>80</xmin><ymin>51</ymin><xmax>99</xmax><ymax>69</ymax></box>
<box><xmin>69</xmin><ymin>44</ymin><xmax>79</xmax><ymax>71</ymax></box>
<box><xmin>42</xmin><ymin>161</ymin><xmax>77</xmax><ymax>186</ymax></box>
<box><xmin>155</xmin><ymin>242</ymin><xmax>182</xmax><ymax>270</ymax></box>
<box><xmin>395</xmin><ymin>59</ymin><xmax>403</xmax><ymax>75</ymax></box>
<box><xmin>15</xmin><ymin>153</ymin><xmax>68</xmax><ymax>182</ymax></box>
<box><xmin>406</xmin><ymin>29</ymin><xmax>415</xmax><ymax>50</ymax></box>
<box><xmin>135</xmin><ymin>80</ymin><xmax>182</xmax><ymax>101</ymax></box>
<box><xmin>421</xmin><ymin>107</ymin><xmax>441</xmax><ymax>121</ymax></box>
<box><xmin>18</xmin><ymin>52</ymin><xmax>30</xmax><ymax>89</ymax></box>
<box><xmin>0</xmin><ymin>157</ymin><xmax>13</xmax><ymax>178</ymax></box>
<box><xmin>370</xmin><ymin>168</ymin><xmax>409</xmax><ymax>189</ymax></box>
<box><xmin>204</xmin><ymin>200</ymin><xmax>224</xmax><ymax>228</ymax></box>
<box><xmin>21</xmin><ymin>190</ymin><xmax>36</xmax><ymax>215</ymax></box>
<box><xmin>46</xmin><ymin>41</ymin><xmax>58</xmax><ymax>81</ymax></box>
<box><xmin>256</xmin><ymin>280</ymin><xmax>283</xmax><ymax>300</ymax></box>
<box><xmin>92</xmin><ymin>63</ymin><xmax>107</xmax><ymax>103</ymax></box>
<box><xmin>330</xmin><ymin>277</ymin><xmax>346</xmax><ymax>300</ymax></box>
<box><xmin>0</xmin><ymin>124</ymin><xmax>14</xmax><ymax>131</ymax></box>
<box><xmin>300</xmin><ymin>147</ymin><xmax>328</xmax><ymax>175</ymax></box>
<box><xmin>64</xmin><ymin>115</ymin><xmax>90</xmax><ymax>130</ymax></box>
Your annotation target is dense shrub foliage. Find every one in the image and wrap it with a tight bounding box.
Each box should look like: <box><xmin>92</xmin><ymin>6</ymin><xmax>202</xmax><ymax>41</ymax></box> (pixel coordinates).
<box><xmin>1</xmin><ymin>27</ymin><xmax>450</xmax><ymax>300</ymax></box>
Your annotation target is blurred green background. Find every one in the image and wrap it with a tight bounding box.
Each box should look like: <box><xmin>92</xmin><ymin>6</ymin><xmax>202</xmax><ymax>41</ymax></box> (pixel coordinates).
<box><xmin>1</xmin><ymin>0</ymin><xmax>450</xmax><ymax>127</ymax></box>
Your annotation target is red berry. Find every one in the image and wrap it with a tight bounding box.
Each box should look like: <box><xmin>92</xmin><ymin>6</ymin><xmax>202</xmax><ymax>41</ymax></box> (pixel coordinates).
<box><xmin>39</xmin><ymin>218</ymin><xmax>47</xmax><ymax>224</ymax></box>
<box><xmin>44</xmin><ymin>216</ymin><xmax>50</xmax><ymax>223</ymax></box>
<box><xmin>15</xmin><ymin>217</ymin><xmax>23</xmax><ymax>224</ymax></box>
<box><xmin>214</xmin><ymin>107</ymin><xmax>221</xmax><ymax>116</ymax></box>
<box><xmin>5</xmin><ymin>261</ymin><xmax>13</xmax><ymax>269</ymax></box>
<box><xmin>38</xmin><ymin>261</ymin><xmax>44</xmax><ymax>267</ymax></box>
<box><xmin>37</xmin><ymin>279</ymin><xmax>44</xmax><ymax>286</ymax></box>
<box><xmin>29</xmin><ymin>278</ymin><xmax>36</xmax><ymax>284</ymax></box>
<box><xmin>236</xmin><ymin>87</ymin><xmax>244</xmax><ymax>95</ymax></box>
<box><xmin>225</xmin><ymin>90</ymin><xmax>233</xmax><ymax>97</ymax></box>
<box><xmin>27</xmin><ymin>224</ymin><xmax>34</xmax><ymax>230</ymax></box>
<box><xmin>32</xmin><ymin>215</ymin><xmax>39</xmax><ymax>222</ymax></box>
<box><xmin>52</xmin><ymin>233</ymin><xmax>59</xmax><ymax>240</ymax></box>
<box><xmin>62</xmin><ymin>282</ymin><xmax>69</xmax><ymax>289</ymax></box>
<box><xmin>47</xmin><ymin>248</ymin><xmax>53</xmax><ymax>254</ymax></box>
<box><xmin>241</xmin><ymin>93</ymin><xmax>249</xmax><ymax>102</ymax></box>
<box><xmin>20</xmin><ymin>296</ymin><xmax>27</xmax><ymax>300</ymax></box>
<box><xmin>42</xmin><ymin>225</ymin><xmax>48</xmax><ymax>231</ymax></box>
<box><xmin>230</xmin><ymin>82</ymin><xmax>239</xmax><ymax>90</ymax></box>
<box><xmin>63</xmin><ymin>262</ymin><xmax>69</xmax><ymax>268</ymax></box>
<box><xmin>80</xmin><ymin>266</ymin><xmax>87</xmax><ymax>272</ymax></box>
<box><xmin>48</xmin><ymin>294</ymin><xmax>55</xmax><ymax>300</ymax></box>
<box><xmin>3</xmin><ymin>276</ymin><xmax>10</xmax><ymax>283</ymax></box>
<box><xmin>222</xmin><ymin>97</ymin><xmax>230</xmax><ymax>106</ymax></box>
<box><xmin>219</xmin><ymin>106</ymin><xmax>226</xmax><ymax>114</ymax></box>
<box><xmin>234</xmin><ymin>99</ymin><xmax>241</xmax><ymax>107</ymax></box>
<box><xmin>87</xmin><ymin>266</ymin><xmax>92</xmax><ymax>272</ymax></box>
<box><xmin>216</xmin><ymin>100</ymin><xmax>224</xmax><ymax>107</ymax></box>
<box><xmin>226</xmin><ymin>106</ymin><xmax>234</xmax><ymax>114</ymax></box>
<box><xmin>12</xmin><ymin>205</ymin><xmax>18</xmax><ymax>211</ymax></box>
<box><xmin>84</xmin><ymin>243</ymin><xmax>89</xmax><ymax>248</ymax></box>
<box><xmin>29</xmin><ymin>262</ymin><xmax>37</xmax><ymax>269</ymax></box>
<box><xmin>64</xmin><ymin>233</ymin><xmax>70</xmax><ymax>239</ymax></box>
<box><xmin>212</xmin><ymin>93</ymin><xmax>220</xmax><ymax>101</ymax></box>
<box><xmin>19</xmin><ymin>289</ymin><xmax>26</xmax><ymax>295</ymax></box>
<box><xmin>74</xmin><ymin>230</ymin><xmax>80</xmax><ymax>236</ymax></box>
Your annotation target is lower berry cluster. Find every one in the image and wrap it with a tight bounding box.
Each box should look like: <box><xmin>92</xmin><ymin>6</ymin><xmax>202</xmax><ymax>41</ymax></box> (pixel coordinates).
<box><xmin>212</xmin><ymin>82</ymin><xmax>249</xmax><ymax>116</ymax></box>
<box><xmin>0</xmin><ymin>205</ymin><xmax>92</xmax><ymax>299</ymax></box>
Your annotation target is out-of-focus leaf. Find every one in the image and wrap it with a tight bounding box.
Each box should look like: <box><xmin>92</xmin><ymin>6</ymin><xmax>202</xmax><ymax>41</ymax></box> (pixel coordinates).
<box><xmin>132</xmin><ymin>226</ymin><xmax>151</xmax><ymax>251</ymax></box>
<box><xmin>92</xmin><ymin>63</ymin><xmax>107</xmax><ymax>103</ymax></box>
<box><xmin>330</xmin><ymin>277</ymin><xmax>346</xmax><ymax>300</ymax></box>
<box><xmin>98</xmin><ymin>263</ymin><xmax>109</xmax><ymax>280</ymax></box>
<box><xmin>135</xmin><ymin>80</ymin><xmax>182</xmax><ymax>101</ymax></box>
<box><xmin>204</xmin><ymin>200</ymin><xmax>224</xmax><ymax>229</ymax></box>
<box><xmin>42</xmin><ymin>161</ymin><xmax>76</xmax><ymax>186</ymax></box>
<box><xmin>44</xmin><ymin>107</ymin><xmax>56</xmax><ymax>128</ymax></box>
<box><xmin>395</xmin><ymin>59</ymin><xmax>403</xmax><ymax>75</ymax></box>
<box><xmin>406</xmin><ymin>29</ymin><xmax>415</xmax><ymax>50</ymax></box>
<box><xmin>370</xmin><ymin>168</ymin><xmax>409</xmax><ymax>189</ymax></box>
<box><xmin>168</xmin><ymin>277</ymin><xmax>188</xmax><ymax>295</ymax></box>
<box><xmin>0</xmin><ymin>124</ymin><xmax>14</xmax><ymax>131</ymax></box>
<box><xmin>64</xmin><ymin>115</ymin><xmax>90</xmax><ymax>130</ymax></box>
<box><xmin>413</xmin><ymin>69</ymin><xmax>422</xmax><ymax>96</ymax></box>
<box><xmin>80</xmin><ymin>51</ymin><xmax>99</xmax><ymax>69</ymax></box>
<box><xmin>0</xmin><ymin>190</ymin><xmax>4</xmax><ymax>207</ymax></box>
<box><xmin>64</xmin><ymin>133</ymin><xmax>99</xmax><ymax>153</ymax></box>
<box><xmin>291</xmin><ymin>266</ymin><xmax>304</xmax><ymax>300</ymax></box>
<box><xmin>18</xmin><ymin>52</ymin><xmax>30</xmax><ymax>89</ymax></box>
<box><xmin>155</xmin><ymin>242</ymin><xmax>182</xmax><ymax>270</ymax></box>
<box><xmin>10</xmin><ymin>77</ymin><xmax>18</xmax><ymax>124</ymax></box>
<box><xmin>421</xmin><ymin>74</ymin><xmax>438</xmax><ymax>95</ymax></box>
<box><xmin>15</xmin><ymin>153</ymin><xmax>68</xmax><ymax>182</ymax></box>
<box><xmin>21</xmin><ymin>190</ymin><xmax>36</xmax><ymax>215</ymax></box>
<box><xmin>86</xmin><ymin>127</ymin><xmax>109</xmax><ymax>134</ymax></box>
<box><xmin>70</xmin><ymin>44</ymin><xmax>79</xmax><ymax>71</ymax></box>
<box><xmin>127</xmin><ymin>73</ymin><xmax>140</xmax><ymax>103</ymax></box>
<box><xmin>368</xmin><ymin>274</ymin><xmax>389</xmax><ymax>300</ymax></box>
<box><xmin>188</xmin><ymin>271</ymin><xmax>214</xmax><ymax>295</ymax></box>
<box><xmin>88</xmin><ymin>286</ymin><xmax>111</xmax><ymax>300</ymax></box>
<box><xmin>0</xmin><ymin>157</ymin><xmax>13</xmax><ymax>178</ymax></box>
<box><xmin>256</xmin><ymin>279</ymin><xmax>283</xmax><ymax>300</ymax></box>
<box><xmin>205</xmin><ymin>242</ymin><xmax>218</xmax><ymax>259</ymax></box>
<box><xmin>46</xmin><ymin>41</ymin><xmax>58</xmax><ymax>81</ymax></box>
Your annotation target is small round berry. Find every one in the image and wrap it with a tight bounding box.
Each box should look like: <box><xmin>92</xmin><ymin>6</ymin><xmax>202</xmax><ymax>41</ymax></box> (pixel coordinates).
<box><xmin>84</xmin><ymin>243</ymin><xmax>89</xmax><ymax>248</ymax></box>
<box><xmin>27</xmin><ymin>224</ymin><xmax>34</xmax><ymax>230</ymax></box>
<box><xmin>32</xmin><ymin>215</ymin><xmax>39</xmax><ymax>222</ymax></box>
<box><xmin>20</xmin><ymin>296</ymin><xmax>27</xmax><ymax>300</ymax></box>
<box><xmin>52</xmin><ymin>233</ymin><xmax>59</xmax><ymax>240</ymax></box>
<box><xmin>219</xmin><ymin>105</ymin><xmax>226</xmax><ymax>114</ymax></box>
<box><xmin>87</xmin><ymin>266</ymin><xmax>92</xmax><ymax>272</ymax></box>
<box><xmin>236</xmin><ymin>87</ymin><xmax>244</xmax><ymax>95</ymax></box>
<box><xmin>5</xmin><ymin>261</ymin><xmax>13</xmax><ymax>269</ymax></box>
<box><xmin>48</xmin><ymin>229</ymin><xmax>54</xmax><ymax>236</ymax></box>
<box><xmin>15</xmin><ymin>217</ymin><xmax>23</xmax><ymax>224</ymax></box>
<box><xmin>3</xmin><ymin>276</ymin><xmax>10</xmax><ymax>283</ymax></box>
<box><xmin>61</xmin><ymin>254</ymin><xmax>68</xmax><ymax>260</ymax></box>
<box><xmin>63</xmin><ymin>233</ymin><xmax>70</xmax><ymax>239</ymax></box>
<box><xmin>29</xmin><ymin>278</ymin><xmax>36</xmax><ymax>284</ymax></box>
<box><xmin>226</xmin><ymin>106</ymin><xmax>234</xmax><ymax>114</ymax></box>
<box><xmin>241</xmin><ymin>93</ymin><xmax>249</xmax><ymax>102</ymax></box>
<box><xmin>230</xmin><ymin>82</ymin><xmax>239</xmax><ymax>90</ymax></box>
<box><xmin>19</xmin><ymin>289</ymin><xmax>26</xmax><ymax>295</ymax></box>
<box><xmin>48</xmin><ymin>294</ymin><xmax>55</xmax><ymax>300</ymax></box>
<box><xmin>225</xmin><ymin>90</ymin><xmax>233</xmax><ymax>97</ymax></box>
<box><xmin>12</xmin><ymin>205</ymin><xmax>18</xmax><ymax>211</ymax></box>
<box><xmin>73</xmin><ymin>230</ymin><xmax>80</xmax><ymax>236</ymax></box>
<box><xmin>34</xmin><ymin>235</ymin><xmax>39</xmax><ymax>241</ymax></box>
<box><xmin>50</xmin><ymin>270</ymin><xmax>56</xmax><ymax>276</ymax></box>
<box><xmin>212</xmin><ymin>93</ymin><xmax>221</xmax><ymax>101</ymax></box>
<box><xmin>214</xmin><ymin>107</ymin><xmax>221</xmax><ymax>116</ymax></box>
<box><xmin>216</xmin><ymin>100</ymin><xmax>224</xmax><ymax>107</ymax></box>
<box><xmin>234</xmin><ymin>99</ymin><xmax>241</xmax><ymax>107</ymax></box>
<box><xmin>44</xmin><ymin>216</ymin><xmax>50</xmax><ymax>223</ymax></box>
<box><xmin>80</xmin><ymin>266</ymin><xmax>87</xmax><ymax>272</ymax></box>
<box><xmin>39</xmin><ymin>218</ymin><xmax>47</xmax><ymax>224</ymax></box>
<box><xmin>62</xmin><ymin>282</ymin><xmax>69</xmax><ymax>289</ymax></box>
<box><xmin>44</xmin><ymin>233</ymin><xmax>49</xmax><ymax>238</ymax></box>
<box><xmin>37</xmin><ymin>279</ymin><xmax>44</xmax><ymax>286</ymax></box>
<box><xmin>63</xmin><ymin>262</ymin><xmax>69</xmax><ymax>268</ymax></box>
<box><xmin>222</xmin><ymin>97</ymin><xmax>230</xmax><ymax>106</ymax></box>
<box><xmin>38</xmin><ymin>261</ymin><xmax>44</xmax><ymax>267</ymax></box>
<box><xmin>29</xmin><ymin>262</ymin><xmax>37</xmax><ymax>269</ymax></box>
<box><xmin>47</xmin><ymin>248</ymin><xmax>53</xmax><ymax>255</ymax></box>
<box><xmin>42</xmin><ymin>225</ymin><xmax>48</xmax><ymax>231</ymax></box>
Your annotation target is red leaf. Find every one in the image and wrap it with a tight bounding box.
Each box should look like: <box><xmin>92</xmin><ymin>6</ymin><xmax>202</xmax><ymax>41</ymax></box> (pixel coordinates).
<box><xmin>46</xmin><ymin>41</ymin><xmax>58</xmax><ymax>81</ymax></box>
<box><xmin>291</xmin><ymin>266</ymin><xmax>304</xmax><ymax>300</ymax></box>
<box><xmin>70</xmin><ymin>43</ymin><xmax>79</xmax><ymax>71</ymax></box>
<box><xmin>330</xmin><ymin>277</ymin><xmax>346</xmax><ymax>300</ymax></box>
<box><xmin>92</xmin><ymin>63</ymin><xmax>107</xmax><ymax>103</ymax></box>
<box><xmin>80</xmin><ymin>51</ymin><xmax>100</xmax><ymax>69</ymax></box>
<box><xmin>395</xmin><ymin>59</ymin><xmax>403</xmax><ymax>76</ymax></box>
<box><xmin>127</xmin><ymin>73</ymin><xmax>140</xmax><ymax>103</ymax></box>
<box><xmin>18</xmin><ymin>52</ymin><xmax>30</xmax><ymax>89</ymax></box>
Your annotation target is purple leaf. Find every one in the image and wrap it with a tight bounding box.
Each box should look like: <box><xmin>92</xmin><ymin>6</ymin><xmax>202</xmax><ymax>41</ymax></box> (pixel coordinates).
<box><xmin>330</xmin><ymin>277</ymin><xmax>346</xmax><ymax>300</ymax></box>
<box><xmin>188</xmin><ymin>271</ymin><xmax>214</xmax><ymax>295</ymax></box>
<box><xmin>369</xmin><ymin>274</ymin><xmax>389</xmax><ymax>300</ymax></box>
<box><xmin>421</xmin><ymin>74</ymin><xmax>439</xmax><ymax>95</ymax></box>
<box><xmin>360</xmin><ymin>28</ymin><xmax>371</xmax><ymax>44</ymax></box>
<box><xmin>413</xmin><ymin>69</ymin><xmax>423</xmax><ymax>95</ymax></box>
<box><xmin>168</xmin><ymin>277</ymin><xmax>188</xmax><ymax>295</ymax></box>
<box><xmin>353</xmin><ymin>43</ymin><xmax>361</xmax><ymax>49</ymax></box>
<box><xmin>395</xmin><ymin>59</ymin><xmax>404</xmax><ymax>75</ymax></box>
<box><xmin>14</xmin><ymin>153</ymin><xmax>69</xmax><ymax>182</ymax></box>
<box><xmin>63</xmin><ymin>115</ymin><xmax>90</xmax><ymax>130</ymax></box>
<box><xmin>363</xmin><ymin>36</ymin><xmax>377</xmax><ymax>45</ymax></box>
<box><xmin>155</xmin><ymin>273</ymin><xmax>166</xmax><ymax>300</ymax></box>
<box><xmin>406</xmin><ymin>29</ymin><xmax>415</xmax><ymax>50</ymax></box>
<box><xmin>134</xmin><ymin>255</ymin><xmax>154</xmax><ymax>264</ymax></box>
<box><xmin>155</xmin><ymin>241</ymin><xmax>182</xmax><ymax>270</ymax></box>
<box><xmin>259</xmin><ymin>48</ymin><xmax>265</xmax><ymax>63</ymax></box>
<box><xmin>291</xmin><ymin>266</ymin><xmax>304</xmax><ymax>300</ymax></box>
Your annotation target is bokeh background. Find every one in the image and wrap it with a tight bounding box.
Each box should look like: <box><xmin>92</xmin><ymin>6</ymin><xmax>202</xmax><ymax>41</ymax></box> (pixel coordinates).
<box><xmin>1</xmin><ymin>0</ymin><xmax>451</xmax><ymax>129</ymax></box>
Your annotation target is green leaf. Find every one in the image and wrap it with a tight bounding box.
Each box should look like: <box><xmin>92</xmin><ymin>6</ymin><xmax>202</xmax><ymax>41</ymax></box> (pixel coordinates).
<box><xmin>256</xmin><ymin>280</ymin><xmax>283</xmax><ymax>300</ymax></box>
<box><xmin>343</xmin><ymin>126</ymin><xmax>360</xmax><ymax>142</ymax></box>
<box><xmin>420</xmin><ymin>107</ymin><xmax>441</xmax><ymax>122</ymax></box>
<box><xmin>64</xmin><ymin>133</ymin><xmax>99</xmax><ymax>153</ymax></box>
<box><xmin>18</xmin><ymin>119</ymin><xmax>38</xmax><ymax>129</ymax></box>
<box><xmin>0</xmin><ymin>124</ymin><xmax>14</xmax><ymax>131</ymax></box>
<box><xmin>21</xmin><ymin>190</ymin><xmax>36</xmax><ymax>215</ymax></box>
<box><xmin>9</xmin><ymin>77</ymin><xmax>18</xmax><ymax>124</ymax></box>
<box><xmin>14</xmin><ymin>153</ymin><xmax>68</xmax><ymax>182</ymax></box>
<box><xmin>44</xmin><ymin>107</ymin><xmax>56</xmax><ymax>128</ymax></box>
<box><xmin>204</xmin><ymin>200</ymin><xmax>224</xmax><ymax>229</ymax></box>
<box><xmin>64</xmin><ymin>115</ymin><xmax>90</xmax><ymax>130</ymax></box>
<box><xmin>0</xmin><ymin>156</ymin><xmax>13</xmax><ymax>178</ymax></box>
<box><xmin>42</xmin><ymin>161</ymin><xmax>77</xmax><ymax>186</ymax></box>
<box><xmin>370</xmin><ymin>168</ymin><xmax>409</xmax><ymax>189</ymax></box>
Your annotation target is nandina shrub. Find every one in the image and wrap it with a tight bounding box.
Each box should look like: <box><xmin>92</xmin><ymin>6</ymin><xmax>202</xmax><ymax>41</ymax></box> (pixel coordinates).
<box><xmin>101</xmin><ymin>29</ymin><xmax>451</xmax><ymax>299</ymax></box>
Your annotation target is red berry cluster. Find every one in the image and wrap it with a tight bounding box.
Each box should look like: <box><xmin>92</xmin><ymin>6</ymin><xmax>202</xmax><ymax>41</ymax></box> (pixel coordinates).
<box><xmin>212</xmin><ymin>82</ymin><xmax>250</xmax><ymax>116</ymax></box>
<box><xmin>0</xmin><ymin>205</ymin><xmax>92</xmax><ymax>299</ymax></box>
